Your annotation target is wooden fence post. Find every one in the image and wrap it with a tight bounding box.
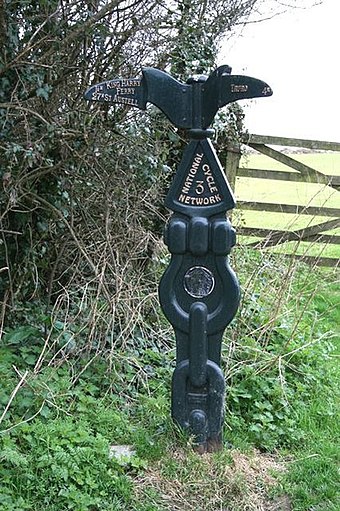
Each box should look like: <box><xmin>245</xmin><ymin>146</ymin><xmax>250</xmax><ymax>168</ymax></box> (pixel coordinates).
<box><xmin>225</xmin><ymin>141</ymin><xmax>241</xmax><ymax>193</ymax></box>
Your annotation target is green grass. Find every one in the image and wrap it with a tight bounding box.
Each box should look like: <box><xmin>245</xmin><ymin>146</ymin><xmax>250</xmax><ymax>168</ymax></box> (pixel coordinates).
<box><xmin>239</xmin><ymin>236</ymin><xmax>340</xmax><ymax>259</ymax></box>
<box><xmin>270</xmin><ymin>240</ymin><xmax>340</xmax><ymax>259</ymax></box>
<box><xmin>236</xmin><ymin>177</ymin><xmax>339</xmax><ymax>208</ymax></box>
<box><xmin>0</xmin><ymin>252</ymin><xmax>339</xmax><ymax>510</ymax></box>
<box><xmin>235</xmin><ymin>210</ymin><xmax>339</xmax><ymax>232</ymax></box>
<box><xmin>240</xmin><ymin>151</ymin><xmax>340</xmax><ymax>175</ymax></box>
<box><xmin>278</xmin><ymin>277</ymin><xmax>340</xmax><ymax>510</ymax></box>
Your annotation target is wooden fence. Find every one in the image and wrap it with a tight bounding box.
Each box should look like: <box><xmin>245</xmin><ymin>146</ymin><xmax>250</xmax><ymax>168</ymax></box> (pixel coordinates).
<box><xmin>226</xmin><ymin>135</ymin><xmax>340</xmax><ymax>267</ymax></box>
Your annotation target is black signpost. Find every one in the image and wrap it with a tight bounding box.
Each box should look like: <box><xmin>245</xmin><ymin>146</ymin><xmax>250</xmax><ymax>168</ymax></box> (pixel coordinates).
<box><xmin>85</xmin><ymin>65</ymin><xmax>272</xmax><ymax>453</ymax></box>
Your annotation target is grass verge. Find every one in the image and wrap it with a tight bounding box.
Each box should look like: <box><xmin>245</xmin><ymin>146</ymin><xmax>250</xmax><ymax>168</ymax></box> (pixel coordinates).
<box><xmin>0</xmin><ymin>251</ymin><xmax>338</xmax><ymax>510</ymax></box>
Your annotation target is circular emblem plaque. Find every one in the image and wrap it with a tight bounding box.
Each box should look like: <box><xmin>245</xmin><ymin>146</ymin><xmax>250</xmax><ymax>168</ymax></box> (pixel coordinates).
<box><xmin>184</xmin><ymin>266</ymin><xmax>215</xmax><ymax>298</ymax></box>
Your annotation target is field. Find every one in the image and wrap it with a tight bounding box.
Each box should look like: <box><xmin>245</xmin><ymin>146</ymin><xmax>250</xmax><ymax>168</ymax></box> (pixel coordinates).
<box><xmin>235</xmin><ymin>152</ymin><xmax>340</xmax><ymax>260</ymax></box>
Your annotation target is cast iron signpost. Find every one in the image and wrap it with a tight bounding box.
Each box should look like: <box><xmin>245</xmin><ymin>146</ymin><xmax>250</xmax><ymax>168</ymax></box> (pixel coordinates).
<box><xmin>85</xmin><ymin>65</ymin><xmax>272</xmax><ymax>452</ymax></box>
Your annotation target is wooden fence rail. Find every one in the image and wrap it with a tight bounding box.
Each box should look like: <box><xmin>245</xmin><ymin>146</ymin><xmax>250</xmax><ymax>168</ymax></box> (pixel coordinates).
<box><xmin>230</xmin><ymin>134</ymin><xmax>340</xmax><ymax>267</ymax></box>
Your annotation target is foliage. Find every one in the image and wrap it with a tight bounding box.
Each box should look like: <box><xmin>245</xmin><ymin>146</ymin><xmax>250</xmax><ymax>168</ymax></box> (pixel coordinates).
<box><xmin>1</xmin><ymin>418</ymin><xmax>133</xmax><ymax>511</ymax></box>
<box><xmin>0</xmin><ymin>252</ymin><xmax>338</xmax><ymax>510</ymax></box>
<box><xmin>0</xmin><ymin>336</ymin><xmax>172</xmax><ymax>510</ymax></box>
<box><xmin>0</xmin><ymin>3</ymin><xmax>260</xmax><ymax>400</ymax></box>
<box><xmin>223</xmin><ymin>249</ymin><xmax>338</xmax><ymax>451</ymax></box>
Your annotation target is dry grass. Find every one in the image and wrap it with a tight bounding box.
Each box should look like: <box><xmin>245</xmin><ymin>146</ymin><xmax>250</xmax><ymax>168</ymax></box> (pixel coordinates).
<box><xmin>134</xmin><ymin>448</ymin><xmax>289</xmax><ymax>511</ymax></box>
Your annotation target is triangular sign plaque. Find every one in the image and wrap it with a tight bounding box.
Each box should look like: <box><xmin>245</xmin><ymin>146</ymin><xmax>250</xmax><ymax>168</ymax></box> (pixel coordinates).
<box><xmin>165</xmin><ymin>139</ymin><xmax>235</xmax><ymax>216</ymax></box>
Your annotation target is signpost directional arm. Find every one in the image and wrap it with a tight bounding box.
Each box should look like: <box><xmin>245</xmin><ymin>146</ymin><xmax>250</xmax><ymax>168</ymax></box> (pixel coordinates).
<box><xmin>201</xmin><ymin>65</ymin><xmax>273</xmax><ymax>128</ymax></box>
<box><xmin>217</xmin><ymin>73</ymin><xmax>273</xmax><ymax>105</ymax></box>
<box><xmin>84</xmin><ymin>76</ymin><xmax>147</xmax><ymax>109</ymax></box>
<box><xmin>84</xmin><ymin>68</ymin><xmax>193</xmax><ymax>129</ymax></box>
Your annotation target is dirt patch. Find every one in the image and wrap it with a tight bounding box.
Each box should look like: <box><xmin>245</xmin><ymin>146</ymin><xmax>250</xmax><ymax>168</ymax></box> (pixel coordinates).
<box><xmin>134</xmin><ymin>448</ymin><xmax>290</xmax><ymax>511</ymax></box>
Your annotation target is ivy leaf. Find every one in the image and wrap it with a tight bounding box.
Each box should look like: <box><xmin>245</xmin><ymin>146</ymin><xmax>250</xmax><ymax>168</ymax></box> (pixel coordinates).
<box><xmin>4</xmin><ymin>326</ymin><xmax>40</xmax><ymax>345</ymax></box>
<box><xmin>36</xmin><ymin>86</ymin><xmax>50</xmax><ymax>100</ymax></box>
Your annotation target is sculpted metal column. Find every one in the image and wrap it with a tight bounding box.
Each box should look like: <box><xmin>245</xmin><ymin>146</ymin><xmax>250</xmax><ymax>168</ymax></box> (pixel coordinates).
<box><xmin>85</xmin><ymin>65</ymin><xmax>272</xmax><ymax>452</ymax></box>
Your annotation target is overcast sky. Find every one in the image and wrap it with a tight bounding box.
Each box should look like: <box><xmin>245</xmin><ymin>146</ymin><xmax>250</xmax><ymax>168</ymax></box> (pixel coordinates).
<box><xmin>218</xmin><ymin>0</ymin><xmax>340</xmax><ymax>142</ymax></box>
